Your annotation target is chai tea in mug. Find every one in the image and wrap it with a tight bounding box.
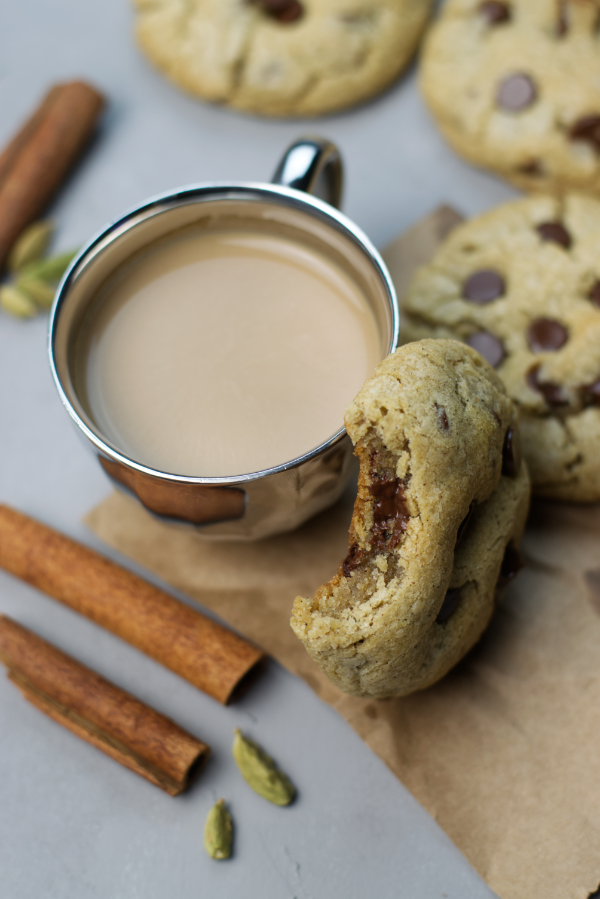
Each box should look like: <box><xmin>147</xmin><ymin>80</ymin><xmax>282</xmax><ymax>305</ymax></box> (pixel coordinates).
<box><xmin>74</xmin><ymin>223</ymin><xmax>381</xmax><ymax>477</ymax></box>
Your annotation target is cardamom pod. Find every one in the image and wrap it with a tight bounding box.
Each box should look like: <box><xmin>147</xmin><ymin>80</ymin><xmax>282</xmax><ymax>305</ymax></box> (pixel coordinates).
<box><xmin>232</xmin><ymin>730</ymin><xmax>295</xmax><ymax>806</ymax></box>
<box><xmin>21</xmin><ymin>249</ymin><xmax>78</xmax><ymax>282</ymax></box>
<box><xmin>0</xmin><ymin>285</ymin><xmax>38</xmax><ymax>319</ymax></box>
<box><xmin>204</xmin><ymin>799</ymin><xmax>233</xmax><ymax>860</ymax></box>
<box><xmin>16</xmin><ymin>275</ymin><xmax>56</xmax><ymax>309</ymax></box>
<box><xmin>8</xmin><ymin>220</ymin><xmax>54</xmax><ymax>273</ymax></box>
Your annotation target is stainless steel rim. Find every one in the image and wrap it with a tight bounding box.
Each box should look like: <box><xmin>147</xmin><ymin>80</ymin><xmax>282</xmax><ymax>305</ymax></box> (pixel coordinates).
<box><xmin>48</xmin><ymin>181</ymin><xmax>399</xmax><ymax>486</ymax></box>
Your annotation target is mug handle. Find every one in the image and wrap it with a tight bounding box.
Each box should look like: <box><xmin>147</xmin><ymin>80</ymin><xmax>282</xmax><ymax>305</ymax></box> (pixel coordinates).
<box><xmin>271</xmin><ymin>138</ymin><xmax>343</xmax><ymax>209</ymax></box>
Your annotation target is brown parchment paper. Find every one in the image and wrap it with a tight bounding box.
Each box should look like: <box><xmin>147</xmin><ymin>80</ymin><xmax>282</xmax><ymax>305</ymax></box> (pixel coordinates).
<box><xmin>85</xmin><ymin>207</ymin><xmax>600</xmax><ymax>899</ymax></box>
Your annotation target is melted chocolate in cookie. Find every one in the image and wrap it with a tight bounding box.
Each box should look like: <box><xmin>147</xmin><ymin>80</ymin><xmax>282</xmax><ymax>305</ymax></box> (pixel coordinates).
<box><xmin>463</xmin><ymin>269</ymin><xmax>505</xmax><ymax>303</ymax></box>
<box><xmin>527</xmin><ymin>366</ymin><xmax>569</xmax><ymax>407</ymax></box>
<box><xmin>436</xmin><ymin>588</ymin><xmax>461</xmax><ymax>624</ymax></box>
<box><xmin>480</xmin><ymin>1</ymin><xmax>511</xmax><ymax>24</ymax></box>
<box><xmin>467</xmin><ymin>331</ymin><xmax>505</xmax><ymax>368</ymax></box>
<box><xmin>502</xmin><ymin>426</ymin><xmax>521</xmax><ymax>478</ymax></box>
<box><xmin>497</xmin><ymin>74</ymin><xmax>537</xmax><ymax>111</ymax></box>
<box><xmin>570</xmin><ymin>115</ymin><xmax>600</xmax><ymax>153</ymax></box>
<box><xmin>536</xmin><ymin>222</ymin><xmax>572</xmax><ymax>249</ymax></box>
<box><xmin>342</xmin><ymin>543</ymin><xmax>364</xmax><ymax>578</ymax></box>
<box><xmin>527</xmin><ymin>317</ymin><xmax>568</xmax><ymax>352</ymax></box>
<box><xmin>370</xmin><ymin>477</ymin><xmax>409</xmax><ymax>550</ymax></box>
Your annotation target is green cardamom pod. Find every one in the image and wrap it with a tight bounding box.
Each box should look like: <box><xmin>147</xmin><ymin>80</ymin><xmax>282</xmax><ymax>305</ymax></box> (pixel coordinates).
<box><xmin>21</xmin><ymin>249</ymin><xmax>78</xmax><ymax>283</ymax></box>
<box><xmin>8</xmin><ymin>220</ymin><xmax>54</xmax><ymax>273</ymax></box>
<box><xmin>204</xmin><ymin>799</ymin><xmax>233</xmax><ymax>860</ymax></box>
<box><xmin>232</xmin><ymin>730</ymin><xmax>295</xmax><ymax>806</ymax></box>
<box><xmin>0</xmin><ymin>285</ymin><xmax>38</xmax><ymax>319</ymax></box>
<box><xmin>16</xmin><ymin>275</ymin><xmax>56</xmax><ymax>309</ymax></box>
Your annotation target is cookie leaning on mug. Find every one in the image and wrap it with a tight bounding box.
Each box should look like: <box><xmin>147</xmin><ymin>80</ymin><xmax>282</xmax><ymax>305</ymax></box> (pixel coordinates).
<box><xmin>291</xmin><ymin>340</ymin><xmax>530</xmax><ymax>699</ymax></box>
<box><xmin>420</xmin><ymin>0</ymin><xmax>600</xmax><ymax>195</ymax></box>
<box><xmin>401</xmin><ymin>194</ymin><xmax>600</xmax><ymax>501</ymax></box>
<box><xmin>133</xmin><ymin>0</ymin><xmax>433</xmax><ymax>117</ymax></box>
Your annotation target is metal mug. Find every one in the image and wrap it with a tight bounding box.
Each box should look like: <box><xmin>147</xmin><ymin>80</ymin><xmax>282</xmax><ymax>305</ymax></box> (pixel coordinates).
<box><xmin>49</xmin><ymin>138</ymin><xmax>399</xmax><ymax>540</ymax></box>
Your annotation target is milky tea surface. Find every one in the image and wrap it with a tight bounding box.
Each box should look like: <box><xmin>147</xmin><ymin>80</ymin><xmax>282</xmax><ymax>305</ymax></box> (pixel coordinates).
<box><xmin>77</xmin><ymin>228</ymin><xmax>381</xmax><ymax>476</ymax></box>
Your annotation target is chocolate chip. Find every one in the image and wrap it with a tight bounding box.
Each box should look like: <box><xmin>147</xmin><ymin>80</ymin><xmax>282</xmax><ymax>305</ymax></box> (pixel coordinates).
<box><xmin>518</xmin><ymin>159</ymin><xmax>543</xmax><ymax>177</ymax></box>
<box><xmin>466</xmin><ymin>331</ymin><xmax>506</xmax><ymax>368</ymax></box>
<box><xmin>500</xmin><ymin>542</ymin><xmax>523</xmax><ymax>581</ymax></box>
<box><xmin>536</xmin><ymin>221</ymin><xmax>572</xmax><ymax>249</ymax></box>
<box><xmin>569</xmin><ymin>115</ymin><xmax>600</xmax><ymax>152</ymax></box>
<box><xmin>254</xmin><ymin>0</ymin><xmax>303</xmax><ymax>22</ymax></box>
<box><xmin>589</xmin><ymin>280</ymin><xmax>600</xmax><ymax>308</ymax></box>
<box><xmin>436</xmin><ymin>588</ymin><xmax>461</xmax><ymax>624</ymax></box>
<box><xmin>583</xmin><ymin>378</ymin><xmax>600</xmax><ymax>405</ymax></box>
<box><xmin>342</xmin><ymin>543</ymin><xmax>363</xmax><ymax>578</ymax></box>
<box><xmin>370</xmin><ymin>477</ymin><xmax>409</xmax><ymax>550</ymax></box>
<box><xmin>463</xmin><ymin>269</ymin><xmax>505</xmax><ymax>303</ymax></box>
<box><xmin>527</xmin><ymin>366</ymin><xmax>569</xmax><ymax>407</ymax></box>
<box><xmin>502</xmin><ymin>426</ymin><xmax>521</xmax><ymax>478</ymax></box>
<box><xmin>495</xmin><ymin>542</ymin><xmax>523</xmax><ymax>602</ymax></box>
<box><xmin>556</xmin><ymin>1</ymin><xmax>569</xmax><ymax>36</ymax></box>
<box><xmin>527</xmin><ymin>317</ymin><xmax>568</xmax><ymax>352</ymax></box>
<box><xmin>456</xmin><ymin>503</ymin><xmax>475</xmax><ymax>547</ymax></box>
<box><xmin>480</xmin><ymin>1</ymin><xmax>511</xmax><ymax>24</ymax></box>
<box><xmin>436</xmin><ymin>405</ymin><xmax>450</xmax><ymax>431</ymax></box>
<box><xmin>497</xmin><ymin>73</ymin><xmax>537</xmax><ymax>111</ymax></box>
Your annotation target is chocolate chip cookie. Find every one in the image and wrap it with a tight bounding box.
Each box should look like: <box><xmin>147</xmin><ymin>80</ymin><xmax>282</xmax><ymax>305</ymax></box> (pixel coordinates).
<box><xmin>401</xmin><ymin>194</ymin><xmax>600</xmax><ymax>501</ymax></box>
<box><xmin>133</xmin><ymin>0</ymin><xmax>433</xmax><ymax>117</ymax></box>
<box><xmin>291</xmin><ymin>340</ymin><xmax>530</xmax><ymax>699</ymax></box>
<box><xmin>421</xmin><ymin>0</ymin><xmax>600</xmax><ymax>193</ymax></box>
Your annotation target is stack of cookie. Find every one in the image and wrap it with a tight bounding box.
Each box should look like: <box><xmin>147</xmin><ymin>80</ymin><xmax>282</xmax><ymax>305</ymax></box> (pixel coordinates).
<box><xmin>401</xmin><ymin>0</ymin><xmax>600</xmax><ymax>504</ymax></box>
<box><xmin>401</xmin><ymin>194</ymin><xmax>600</xmax><ymax>502</ymax></box>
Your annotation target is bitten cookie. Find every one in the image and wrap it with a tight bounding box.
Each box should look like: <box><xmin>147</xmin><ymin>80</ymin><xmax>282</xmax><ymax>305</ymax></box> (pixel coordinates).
<box><xmin>420</xmin><ymin>0</ymin><xmax>600</xmax><ymax>194</ymax></box>
<box><xmin>401</xmin><ymin>194</ymin><xmax>600</xmax><ymax>501</ymax></box>
<box><xmin>133</xmin><ymin>0</ymin><xmax>433</xmax><ymax>117</ymax></box>
<box><xmin>291</xmin><ymin>340</ymin><xmax>530</xmax><ymax>699</ymax></box>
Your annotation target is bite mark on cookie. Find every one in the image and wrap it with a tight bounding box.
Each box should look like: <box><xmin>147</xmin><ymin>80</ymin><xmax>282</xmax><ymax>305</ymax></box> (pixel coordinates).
<box><xmin>369</xmin><ymin>476</ymin><xmax>410</xmax><ymax>551</ymax></box>
<box><xmin>291</xmin><ymin>341</ymin><xmax>530</xmax><ymax>698</ymax></box>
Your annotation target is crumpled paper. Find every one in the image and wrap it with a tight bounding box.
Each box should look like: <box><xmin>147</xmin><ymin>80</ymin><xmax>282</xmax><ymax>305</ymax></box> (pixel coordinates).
<box><xmin>86</xmin><ymin>207</ymin><xmax>600</xmax><ymax>899</ymax></box>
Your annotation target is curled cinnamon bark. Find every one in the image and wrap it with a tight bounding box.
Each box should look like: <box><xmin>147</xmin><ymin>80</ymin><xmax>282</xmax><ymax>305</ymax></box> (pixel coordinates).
<box><xmin>0</xmin><ymin>505</ymin><xmax>265</xmax><ymax>704</ymax></box>
<box><xmin>0</xmin><ymin>81</ymin><xmax>105</xmax><ymax>270</ymax></box>
<box><xmin>0</xmin><ymin>615</ymin><xmax>210</xmax><ymax>795</ymax></box>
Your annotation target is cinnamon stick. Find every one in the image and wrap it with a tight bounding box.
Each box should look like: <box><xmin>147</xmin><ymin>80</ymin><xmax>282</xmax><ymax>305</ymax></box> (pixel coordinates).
<box><xmin>0</xmin><ymin>505</ymin><xmax>266</xmax><ymax>704</ymax></box>
<box><xmin>0</xmin><ymin>615</ymin><xmax>210</xmax><ymax>795</ymax></box>
<box><xmin>0</xmin><ymin>81</ymin><xmax>105</xmax><ymax>269</ymax></box>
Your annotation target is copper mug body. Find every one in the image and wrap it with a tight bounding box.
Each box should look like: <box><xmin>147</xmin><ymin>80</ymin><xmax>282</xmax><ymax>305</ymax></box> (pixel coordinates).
<box><xmin>49</xmin><ymin>139</ymin><xmax>399</xmax><ymax>539</ymax></box>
